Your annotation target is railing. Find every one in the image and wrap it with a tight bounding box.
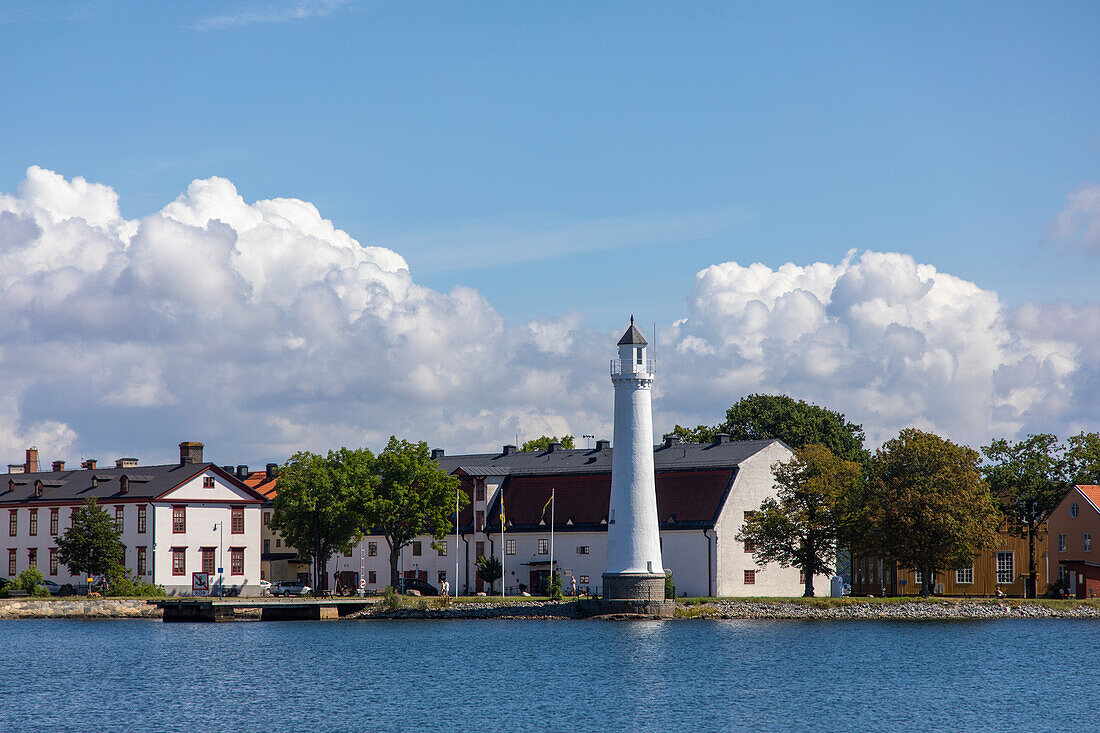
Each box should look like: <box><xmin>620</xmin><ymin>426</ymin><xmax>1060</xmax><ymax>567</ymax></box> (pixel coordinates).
<box><xmin>609</xmin><ymin>358</ymin><xmax>656</xmax><ymax>376</ymax></box>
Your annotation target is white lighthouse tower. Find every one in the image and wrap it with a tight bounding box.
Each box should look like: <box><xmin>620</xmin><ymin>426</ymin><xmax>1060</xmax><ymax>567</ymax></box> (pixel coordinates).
<box><xmin>602</xmin><ymin>316</ymin><xmax>668</xmax><ymax>610</ymax></box>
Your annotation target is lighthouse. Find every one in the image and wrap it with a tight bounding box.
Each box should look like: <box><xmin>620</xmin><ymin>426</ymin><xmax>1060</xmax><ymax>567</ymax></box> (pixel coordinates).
<box><xmin>602</xmin><ymin>316</ymin><xmax>668</xmax><ymax>608</ymax></box>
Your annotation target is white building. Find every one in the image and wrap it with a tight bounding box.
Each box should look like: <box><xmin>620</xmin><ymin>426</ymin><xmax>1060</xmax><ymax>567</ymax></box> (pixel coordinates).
<box><xmin>3</xmin><ymin>442</ymin><xmax>266</xmax><ymax>596</ymax></box>
<box><xmin>330</xmin><ymin>436</ymin><xmax>828</xmax><ymax>598</ymax></box>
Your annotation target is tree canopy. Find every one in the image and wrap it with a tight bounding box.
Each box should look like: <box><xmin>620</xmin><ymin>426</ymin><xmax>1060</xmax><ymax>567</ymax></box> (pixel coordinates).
<box><xmin>56</xmin><ymin>498</ymin><xmax>125</xmax><ymax>580</ymax></box>
<box><xmin>367</xmin><ymin>436</ymin><xmax>465</xmax><ymax>590</ymax></box>
<box><xmin>476</xmin><ymin>554</ymin><xmax>502</xmax><ymax>594</ymax></box>
<box><xmin>865</xmin><ymin>429</ymin><xmax>1000</xmax><ymax>596</ymax></box>
<box><xmin>521</xmin><ymin>435</ymin><xmax>575</xmax><ymax>451</ymax></box>
<box><xmin>270</xmin><ymin>447</ymin><xmax>376</xmax><ymax>592</ymax></box>
<box><xmin>737</xmin><ymin>444</ymin><xmax>862</xmax><ymax>596</ymax></box>
<box><xmin>1065</xmin><ymin>431</ymin><xmax>1100</xmax><ymax>485</ymax></box>
<box><xmin>668</xmin><ymin>394</ymin><xmax>869</xmax><ymax>464</ymax></box>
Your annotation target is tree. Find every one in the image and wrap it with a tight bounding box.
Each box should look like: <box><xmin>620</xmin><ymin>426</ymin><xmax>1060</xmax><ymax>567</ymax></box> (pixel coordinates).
<box><xmin>57</xmin><ymin>498</ymin><xmax>125</xmax><ymax>581</ymax></box>
<box><xmin>1065</xmin><ymin>431</ymin><xmax>1100</xmax><ymax>485</ymax></box>
<box><xmin>737</xmin><ymin>444</ymin><xmax>862</xmax><ymax>596</ymax></box>
<box><xmin>476</xmin><ymin>555</ymin><xmax>502</xmax><ymax>594</ymax></box>
<box><xmin>982</xmin><ymin>433</ymin><xmax>1069</xmax><ymax>598</ymax></box>
<box><xmin>270</xmin><ymin>447</ymin><xmax>376</xmax><ymax>593</ymax></box>
<box><xmin>865</xmin><ymin>429</ymin><xmax>1000</xmax><ymax>596</ymax></box>
<box><xmin>366</xmin><ymin>436</ymin><xmax>465</xmax><ymax>591</ymax></box>
<box><xmin>521</xmin><ymin>435</ymin><xmax>575</xmax><ymax>452</ymax></box>
<box><xmin>667</xmin><ymin>394</ymin><xmax>869</xmax><ymax>464</ymax></box>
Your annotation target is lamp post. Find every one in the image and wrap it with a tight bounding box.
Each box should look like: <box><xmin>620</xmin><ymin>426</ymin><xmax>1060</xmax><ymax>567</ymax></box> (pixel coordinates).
<box><xmin>212</xmin><ymin>521</ymin><xmax>224</xmax><ymax>599</ymax></box>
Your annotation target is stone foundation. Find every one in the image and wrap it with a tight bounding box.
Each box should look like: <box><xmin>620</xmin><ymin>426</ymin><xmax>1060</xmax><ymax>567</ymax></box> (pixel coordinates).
<box><xmin>602</xmin><ymin>572</ymin><xmax>667</xmax><ymax>601</ymax></box>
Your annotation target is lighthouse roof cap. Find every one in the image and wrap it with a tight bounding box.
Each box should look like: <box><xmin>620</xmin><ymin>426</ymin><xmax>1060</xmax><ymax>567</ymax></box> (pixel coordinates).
<box><xmin>617</xmin><ymin>318</ymin><xmax>648</xmax><ymax>346</ymax></box>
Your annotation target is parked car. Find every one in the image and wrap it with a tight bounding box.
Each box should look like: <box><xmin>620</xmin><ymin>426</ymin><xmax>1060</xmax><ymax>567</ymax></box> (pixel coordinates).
<box><xmin>40</xmin><ymin>579</ymin><xmax>60</xmax><ymax>595</ymax></box>
<box><xmin>271</xmin><ymin>580</ymin><xmax>311</xmax><ymax>597</ymax></box>
<box><xmin>399</xmin><ymin>578</ymin><xmax>439</xmax><ymax>596</ymax></box>
<box><xmin>258</xmin><ymin>579</ymin><xmax>272</xmax><ymax>595</ymax></box>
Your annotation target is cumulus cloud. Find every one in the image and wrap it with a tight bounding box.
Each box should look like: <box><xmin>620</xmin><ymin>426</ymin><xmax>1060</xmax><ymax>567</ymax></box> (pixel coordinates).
<box><xmin>1046</xmin><ymin>183</ymin><xmax>1100</xmax><ymax>253</ymax></box>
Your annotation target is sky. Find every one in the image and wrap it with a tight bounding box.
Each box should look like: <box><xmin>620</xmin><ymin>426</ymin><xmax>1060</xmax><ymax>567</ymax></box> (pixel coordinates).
<box><xmin>0</xmin><ymin>1</ymin><xmax>1098</xmax><ymax>467</ymax></box>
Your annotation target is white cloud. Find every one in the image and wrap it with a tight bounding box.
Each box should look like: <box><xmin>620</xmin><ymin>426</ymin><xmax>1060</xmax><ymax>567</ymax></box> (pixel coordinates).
<box><xmin>1046</xmin><ymin>183</ymin><xmax>1100</xmax><ymax>253</ymax></box>
<box><xmin>193</xmin><ymin>0</ymin><xmax>357</xmax><ymax>31</ymax></box>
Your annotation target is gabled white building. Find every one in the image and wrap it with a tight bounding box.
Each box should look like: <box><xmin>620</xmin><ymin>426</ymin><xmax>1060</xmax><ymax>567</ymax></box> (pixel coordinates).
<box><xmin>3</xmin><ymin>442</ymin><xmax>266</xmax><ymax>596</ymax></box>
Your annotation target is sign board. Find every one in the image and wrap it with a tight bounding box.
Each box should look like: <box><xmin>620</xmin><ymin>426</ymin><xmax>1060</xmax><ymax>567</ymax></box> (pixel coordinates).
<box><xmin>900</xmin><ymin>579</ymin><xmax>907</xmax><ymax>586</ymax></box>
<box><xmin>192</xmin><ymin>572</ymin><xmax>210</xmax><ymax>596</ymax></box>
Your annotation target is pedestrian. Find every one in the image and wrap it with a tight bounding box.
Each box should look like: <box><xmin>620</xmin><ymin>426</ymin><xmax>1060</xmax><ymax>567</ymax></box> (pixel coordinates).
<box><xmin>570</xmin><ymin>575</ymin><xmax>577</xmax><ymax>597</ymax></box>
<box><xmin>442</xmin><ymin>579</ymin><xmax>449</xmax><ymax>598</ymax></box>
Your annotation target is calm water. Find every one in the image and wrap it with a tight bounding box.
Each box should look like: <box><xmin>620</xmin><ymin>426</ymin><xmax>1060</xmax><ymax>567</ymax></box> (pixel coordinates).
<box><xmin>3</xmin><ymin>618</ymin><xmax>1097</xmax><ymax>732</ymax></box>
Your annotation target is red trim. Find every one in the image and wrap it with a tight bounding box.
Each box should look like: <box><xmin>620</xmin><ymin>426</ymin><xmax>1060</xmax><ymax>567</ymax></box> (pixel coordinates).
<box><xmin>152</xmin><ymin>465</ymin><xmax>268</xmax><ymax>504</ymax></box>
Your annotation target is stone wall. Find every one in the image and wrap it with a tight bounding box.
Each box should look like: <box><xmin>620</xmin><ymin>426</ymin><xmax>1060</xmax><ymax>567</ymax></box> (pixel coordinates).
<box><xmin>0</xmin><ymin>599</ymin><xmax>162</xmax><ymax>619</ymax></box>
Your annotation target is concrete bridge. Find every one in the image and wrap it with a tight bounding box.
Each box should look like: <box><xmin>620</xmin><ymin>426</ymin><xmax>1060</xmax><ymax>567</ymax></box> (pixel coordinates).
<box><xmin>150</xmin><ymin>597</ymin><xmax>378</xmax><ymax>622</ymax></box>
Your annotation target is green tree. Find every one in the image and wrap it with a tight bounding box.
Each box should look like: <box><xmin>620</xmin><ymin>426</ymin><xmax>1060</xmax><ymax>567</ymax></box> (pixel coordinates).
<box><xmin>10</xmin><ymin>567</ymin><xmax>50</xmax><ymax>596</ymax></box>
<box><xmin>521</xmin><ymin>435</ymin><xmax>575</xmax><ymax>451</ymax></box>
<box><xmin>866</xmin><ymin>429</ymin><xmax>1000</xmax><ymax>596</ymax></box>
<box><xmin>1065</xmin><ymin>431</ymin><xmax>1100</xmax><ymax>485</ymax></box>
<box><xmin>982</xmin><ymin>433</ymin><xmax>1069</xmax><ymax>598</ymax></box>
<box><xmin>667</xmin><ymin>394</ymin><xmax>868</xmax><ymax>464</ymax></box>
<box><xmin>367</xmin><ymin>437</ymin><xmax>465</xmax><ymax>591</ymax></box>
<box><xmin>56</xmin><ymin>498</ymin><xmax>125</xmax><ymax>581</ymax></box>
<box><xmin>270</xmin><ymin>447</ymin><xmax>376</xmax><ymax>593</ymax></box>
<box><xmin>476</xmin><ymin>554</ymin><xmax>502</xmax><ymax>594</ymax></box>
<box><xmin>738</xmin><ymin>444</ymin><xmax>862</xmax><ymax>596</ymax></box>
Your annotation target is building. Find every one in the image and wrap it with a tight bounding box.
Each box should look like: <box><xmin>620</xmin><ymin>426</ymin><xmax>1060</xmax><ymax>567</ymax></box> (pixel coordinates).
<box><xmin>328</xmin><ymin>436</ymin><xmax>824</xmax><ymax>598</ymax></box>
<box><xmin>238</xmin><ymin>464</ymin><xmax>308</xmax><ymax>585</ymax></box>
<box><xmin>1047</xmin><ymin>485</ymin><xmax>1100</xmax><ymax>598</ymax></box>
<box><xmin>3</xmin><ymin>442</ymin><xmax>266</xmax><ymax>596</ymax></box>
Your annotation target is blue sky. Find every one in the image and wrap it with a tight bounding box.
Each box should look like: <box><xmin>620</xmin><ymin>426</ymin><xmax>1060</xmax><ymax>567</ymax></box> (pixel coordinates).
<box><xmin>1</xmin><ymin>1</ymin><xmax>1099</xmax><ymax>463</ymax></box>
<box><xmin>3</xmin><ymin>1</ymin><xmax>1098</xmax><ymax>328</ymax></box>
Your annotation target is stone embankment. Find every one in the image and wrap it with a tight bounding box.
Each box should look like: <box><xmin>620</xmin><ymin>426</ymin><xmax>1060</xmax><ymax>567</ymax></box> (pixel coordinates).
<box><xmin>352</xmin><ymin>600</ymin><xmax>580</xmax><ymax>620</ymax></box>
<box><xmin>0</xmin><ymin>598</ymin><xmax>162</xmax><ymax>619</ymax></box>
<box><xmin>677</xmin><ymin>599</ymin><xmax>1100</xmax><ymax>620</ymax></box>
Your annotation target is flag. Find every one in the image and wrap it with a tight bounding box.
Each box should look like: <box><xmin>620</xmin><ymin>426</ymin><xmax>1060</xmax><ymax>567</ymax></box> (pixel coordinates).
<box><xmin>541</xmin><ymin>489</ymin><xmax>555</xmax><ymax>518</ymax></box>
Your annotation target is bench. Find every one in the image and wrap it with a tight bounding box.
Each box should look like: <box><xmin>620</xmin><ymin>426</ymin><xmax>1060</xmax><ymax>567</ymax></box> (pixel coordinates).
<box><xmin>6</xmin><ymin>590</ymin><xmax>28</xmax><ymax>597</ymax></box>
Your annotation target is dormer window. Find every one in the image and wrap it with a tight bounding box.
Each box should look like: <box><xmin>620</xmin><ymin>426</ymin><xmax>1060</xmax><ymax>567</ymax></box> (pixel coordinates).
<box><xmin>92</xmin><ymin>476</ymin><xmax>98</xmax><ymax>488</ymax></box>
<box><xmin>33</xmin><ymin>480</ymin><xmax>43</xmax><ymax>498</ymax></box>
<box><xmin>119</xmin><ymin>476</ymin><xmax>129</xmax><ymax>494</ymax></box>
<box><xmin>7</xmin><ymin>480</ymin><xmax>12</xmax><ymax>492</ymax></box>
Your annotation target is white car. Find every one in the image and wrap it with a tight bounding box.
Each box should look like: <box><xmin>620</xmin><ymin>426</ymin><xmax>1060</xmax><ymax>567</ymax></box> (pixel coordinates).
<box><xmin>271</xmin><ymin>580</ymin><xmax>312</xmax><ymax>597</ymax></box>
<box><xmin>258</xmin><ymin>579</ymin><xmax>272</xmax><ymax>595</ymax></box>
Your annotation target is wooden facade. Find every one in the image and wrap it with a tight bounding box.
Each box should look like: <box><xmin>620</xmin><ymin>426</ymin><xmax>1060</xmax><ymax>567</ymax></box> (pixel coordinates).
<box><xmin>851</xmin><ymin>526</ymin><xmax>1050</xmax><ymax>598</ymax></box>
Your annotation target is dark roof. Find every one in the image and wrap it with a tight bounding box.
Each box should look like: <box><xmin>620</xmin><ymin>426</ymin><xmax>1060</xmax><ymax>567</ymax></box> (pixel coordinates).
<box><xmin>434</xmin><ymin>438</ymin><xmax>780</xmax><ymax>477</ymax></box>
<box><xmin>1</xmin><ymin>463</ymin><xmax>265</xmax><ymax>505</ymax></box>
<box><xmin>617</xmin><ymin>318</ymin><xmax>648</xmax><ymax>346</ymax></box>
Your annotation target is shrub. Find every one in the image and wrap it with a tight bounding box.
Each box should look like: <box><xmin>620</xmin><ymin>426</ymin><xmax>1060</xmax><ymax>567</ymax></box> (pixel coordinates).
<box><xmin>379</xmin><ymin>585</ymin><xmax>402</xmax><ymax>612</ymax></box>
<box><xmin>664</xmin><ymin>571</ymin><xmax>675</xmax><ymax>600</ymax></box>
<box><xmin>547</xmin><ymin>573</ymin><xmax>563</xmax><ymax>601</ymax></box>
<box><xmin>106</xmin><ymin>567</ymin><xmax>166</xmax><ymax>597</ymax></box>
<box><xmin>58</xmin><ymin>584</ymin><xmax>77</xmax><ymax>597</ymax></box>
<box><xmin>9</xmin><ymin>568</ymin><xmax>51</xmax><ymax>596</ymax></box>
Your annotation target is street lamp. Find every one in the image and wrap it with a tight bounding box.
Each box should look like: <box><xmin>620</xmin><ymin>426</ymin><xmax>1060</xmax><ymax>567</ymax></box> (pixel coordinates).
<box><xmin>212</xmin><ymin>521</ymin><xmax>224</xmax><ymax>599</ymax></box>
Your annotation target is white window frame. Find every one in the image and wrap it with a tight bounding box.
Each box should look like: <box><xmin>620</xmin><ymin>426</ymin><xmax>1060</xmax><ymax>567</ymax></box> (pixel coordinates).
<box><xmin>955</xmin><ymin>567</ymin><xmax>973</xmax><ymax>584</ymax></box>
<box><xmin>1085</xmin><ymin>533</ymin><xmax>1093</xmax><ymax>553</ymax></box>
<box><xmin>996</xmin><ymin>551</ymin><xmax>1014</xmax><ymax>584</ymax></box>
<box><xmin>1058</xmin><ymin>533</ymin><xmax>1067</xmax><ymax>552</ymax></box>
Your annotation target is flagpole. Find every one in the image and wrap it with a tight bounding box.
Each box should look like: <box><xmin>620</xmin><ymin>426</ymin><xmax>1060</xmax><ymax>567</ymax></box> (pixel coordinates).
<box><xmin>501</xmin><ymin>490</ymin><xmax>505</xmax><ymax>599</ymax></box>
<box><xmin>550</xmin><ymin>488</ymin><xmax>555</xmax><ymax>593</ymax></box>
<box><xmin>455</xmin><ymin>487</ymin><xmax>459</xmax><ymax>598</ymax></box>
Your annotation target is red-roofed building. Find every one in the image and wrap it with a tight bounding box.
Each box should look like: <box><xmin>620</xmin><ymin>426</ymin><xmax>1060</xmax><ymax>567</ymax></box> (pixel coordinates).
<box><xmin>1048</xmin><ymin>485</ymin><xmax>1100</xmax><ymax>598</ymax></box>
<box><xmin>238</xmin><ymin>464</ymin><xmax>311</xmax><ymax>586</ymax></box>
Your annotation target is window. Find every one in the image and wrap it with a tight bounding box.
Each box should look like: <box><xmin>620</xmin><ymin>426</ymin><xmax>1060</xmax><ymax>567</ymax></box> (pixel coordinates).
<box><xmin>27</xmin><ymin>548</ymin><xmax>37</xmax><ymax>569</ymax></box>
<box><xmin>1086</xmin><ymin>533</ymin><xmax>1093</xmax><ymax>552</ymax></box>
<box><xmin>275</xmin><ymin>538</ymin><xmax>281</xmax><ymax>547</ymax></box>
<box><xmin>576</xmin><ymin>545</ymin><xmax>589</xmax><ymax>555</ymax></box>
<box><xmin>476</xmin><ymin>511</ymin><xmax>485</xmax><ymax>532</ymax></box>
<box><xmin>115</xmin><ymin>506</ymin><xmax>124</xmax><ymax>533</ymax></box>
<box><xmin>172</xmin><ymin>506</ymin><xmax>186</xmax><ymax>533</ymax></box>
<box><xmin>344</xmin><ymin>548</ymin><xmax>352</xmax><ymax>558</ymax></box>
<box><xmin>437</xmin><ymin>541</ymin><xmax>447</xmax><ymax>557</ymax></box>
<box><xmin>412</xmin><ymin>541</ymin><xmax>422</xmax><ymax>556</ymax></box>
<box><xmin>172</xmin><ymin>548</ymin><xmax>186</xmax><ymax>576</ymax></box>
<box><xmin>475</xmin><ymin>541</ymin><xmax>485</xmax><ymax>558</ymax></box>
<box><xmin>956</xmin><ymin>567</ymin><xmax>974</xmax><ymax>584</ymax></box>
<box><xmin>744</xmin><ymin>538</ymin><xmax>755</xmax><ymax>553</ymax></box>
<box><xmin>29</xmin><ymin>509</ymin><xmax>37</xmax><ymax>537</ymax></box>
<box><xmin>9</xmin><ymin>509</ymin><xmax>16</xmax><ymax>537</ymax></box>
<box><xmin>368</xmin><ymin>571</ymin><xmax>376</xmax><ymax>584</ymax></box>
<box><xmin>137</xmin><ymin>546</ymin><xmax>147</xmax><ymax>576</ymax></box>
<box><xmin>50</xmin><ymin>508</ymin><xmax>58</xmax><ymax>536</ymax></box>
<box><xmin>49</xmin><ymin>548</ymin><xmax>58</xmax><ymax>576</ymax></box>
<box><xmin>368</xmin><ymin>542</ymin><xmax>377</xmax><ymax>557</ymax></box>
<box><xmin>1060</xmin><ymin>565</ymin><xmax>1068</xmax><ymax>583</ymax></box>
<box><xmin>263</xmin><ymin>539</ymin><xmax>271</xmax><ymax>554</ymax></box>
<box><xmin>231</xmin><ymin>507</ymin><xmax>244</xmax><ymax>534</ymax></box>
<box><xmin>203</xmin><ymin>476</ymin><xmax>215</xmax><ymax>489</ymax></box>
<box><xmin>506</xmin><ymin>539</ymin><xmax>516</xmax><ymax>555</ymax></box>
<box><xmin>996</xmin><ymin>551</ymin><xmax>1014</xmax><ymax>584</ymax></box>
<box><xmin>1059</xmin><ymin>534</ymin><xmax>1067</xmax><ymax>552</ymax></box>
<box><xmin>137</xmin><ymin>505</ymin><xmax>146</xmax><ymax>534</ymax></box>
<box><xmin>198</xmin><ymin>547</ymin><xmax>214</xmax><ymax>575</ymax></box>
<box><xmin>538</xmin><ymin>539</ymin><xmax>549</xmax><ymax>555</ymax></box>
<box><xmin>914</xmin><ymin>570</ymin><xmax>923</xmax><ymax>584</ymax></box>
<box><xmin>579</xmin><ymin>575</ymin><xmax>589</xmax><ymax>584</ymax></box>
<box><xmin>475</xmin><ymin>478</ymin><xmax>485</xmax><ymax>502</ymax></box>
<box><xmin>1070</xmin><ymin>502</ymin><xmax>1079</xmax><ymax>518</ymax></box>
<box><xmin>438</xmin><ymin>570</ymin><xmax>447</xmax><ymax>585</ymax></box>
<box><xmin>230</xmin><ymin>548</ymin><xmax>244</xmax><ymax>575</ymax></box>
<box><xmin>744</xmin><ymin>570</ymin><xmax>756</xmax><ymax>585</ymax></box>
<box><xmin>263</xmin><ymin>512</ymin><xmax>270</xmax><ymax>526</ymax></box>
<box><xmin>7</xmin><ymin>548</ymin><xmax>15</xmax><ymax>575</ymax></box>
<box><xmin>799</xmin><ymin>570</ymin><xmax>806</xmax><ymax>584</ymax></box>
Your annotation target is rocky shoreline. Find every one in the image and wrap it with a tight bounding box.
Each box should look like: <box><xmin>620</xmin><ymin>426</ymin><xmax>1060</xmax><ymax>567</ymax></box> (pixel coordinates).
<box><xmin>0</xmin><ymin>598</ymin><xmax>163</xmax><ymax>619</ymax></box>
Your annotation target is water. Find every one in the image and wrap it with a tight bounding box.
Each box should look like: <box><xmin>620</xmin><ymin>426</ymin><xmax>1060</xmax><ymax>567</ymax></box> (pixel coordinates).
<box><xmin>2</xmin><ymin>618</ymin><xmax>1096</xmax><ymax>732</ymax></box>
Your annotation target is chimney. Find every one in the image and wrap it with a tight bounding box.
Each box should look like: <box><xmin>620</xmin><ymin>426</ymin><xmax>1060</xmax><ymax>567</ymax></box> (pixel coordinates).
<box><xmin>81</xmin><ymin>459</ymin><xmax>97</xmax><ymax>470</ymax></box>
<box><xmin>52</xmin><ymin>460</ymin><xmax>65</xmax><ymax>472</ymax></box>
<box><xmin>663</xmin><ymin>435</ymin><xmax>681</xmax><ymax>448</ymax></box>
<box><xmin>502</xmin><ymin>445</ymin><xmax>517</xmax><ymax>456</ymax></box>
<box><xmin>179</xmin><ymin>441</ymin><xmax>204</xmax><ymax>465</ymax></box>
<box><xmin>595</xmin><ymin>440</ymin><xmax>610</xmax><ymax>451</ymax></box>
<box><xmin>713</xmin><ymin>433</ymin><xmax>730</xmax><ymax>445</ymax></box>
<box><xmin>8</xmin><ymin>464</ymin><xmax>24</xmax><ymax>474</ymax></box>
<box><xmin>266</xmin><ymin>463</ymin><xmax>278</xmax><ymax>479</ymax></box>
<box><xmin>25</xmin><ymin>447</ymin><xmax>38</xmax><ymax>474</ymax></box>
<box><xmin>222</xmin><ymin>465</ymin><xmax>234</xmax><ymax>474</ymax></box>
<box><xmin>115</xmin><ymin>458</ymin><xmax>138</xmax><ymax>469</ymax></box>
<box><xmin>431</xmin><ymin>449</ymin><xmax>445</xmax><ymax>460</ymax></box>
<box><xmin>236</xmin><ymin>465</ymin><xmax>248</xmax><ymax>479</ymax></box>
<box><xmin>547</xmin><ymin>441</ymin><xmax>561</xmax><ymax>452</ymax></box>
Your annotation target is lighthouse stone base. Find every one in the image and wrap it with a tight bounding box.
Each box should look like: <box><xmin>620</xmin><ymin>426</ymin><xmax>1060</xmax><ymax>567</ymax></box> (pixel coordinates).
<box><xmin>587</xmin><ymin>572</ymin><xmax>675</xmax><ymax>618</ymax></box>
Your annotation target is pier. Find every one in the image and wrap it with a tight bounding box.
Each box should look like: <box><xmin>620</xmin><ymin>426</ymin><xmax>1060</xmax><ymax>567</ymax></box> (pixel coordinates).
<box><xmin>151</xmin><ymin>598</ymin><xmax>377</xmax><ymax>622</ymax></box>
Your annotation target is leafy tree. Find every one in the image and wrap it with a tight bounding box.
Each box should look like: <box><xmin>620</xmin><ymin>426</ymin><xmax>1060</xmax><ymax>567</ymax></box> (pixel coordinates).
<box><xmin>271</xmin><ymin>447</ymin><xmax>376</xmax><ymax>593</ymax></box>
<box><xmin>366</xmin><ymin>437</ymin><xmax>465</xmax><ymax>591</ymax></box>
<box><xmin>476</xmin><ymin>554</ymin><xmax>502</xmax><ymax>594</ymax></box>
<box><xmin>521</xmin><ymin>435</ymin><xmax>575</xmax><ymax>452</ymax></box>
<box><xmin>10</xmin><ymin>568</ymin><xmax>50</xmax><ymax>596</ymax></box>
<box><xmin>1065</xmin><ymin>431</ymin><xmax>1100</xmax><ymax>485</ymax></box>
<box><xmin>57</xmin><ymin>498</ymin><xmax>125</xmax><ymax>581</ymax></box>
<box><xmin>865</xmin><ymin>429</ymin><xmax>1000</xmax><ymax>596</ymax></box>
<box><xmin>738</xmin><ymin>444</ymin><xmax>862</xmax><ymax>596</ymax></box>
<box><xmin>982</xmin><ymin>433</ymin><xmax>1069</xmax><ymax>598</ymax></box>
<box><xmin>667</xmin><ymin>394</ymin><xmax>868</xmax><ymax>464</ymax></box>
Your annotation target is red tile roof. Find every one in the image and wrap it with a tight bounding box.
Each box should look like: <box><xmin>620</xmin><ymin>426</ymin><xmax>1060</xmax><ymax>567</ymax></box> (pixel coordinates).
<box><xmin>243</xmin><ymin>471</ymin><xmax>279</xmax><ymax>500</ymax></box>
<box><xmin>1076</xmin><ymin>485</ymin><xmax>1100</xmax><ymax>512</ymax></box>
